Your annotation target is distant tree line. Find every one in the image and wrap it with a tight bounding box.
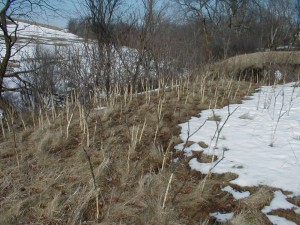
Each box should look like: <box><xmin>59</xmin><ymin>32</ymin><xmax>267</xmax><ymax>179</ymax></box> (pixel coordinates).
<box><xmin>68</xmin><ymin>0</ymin><xmax>300</xmax><ymax>63</ymax></box>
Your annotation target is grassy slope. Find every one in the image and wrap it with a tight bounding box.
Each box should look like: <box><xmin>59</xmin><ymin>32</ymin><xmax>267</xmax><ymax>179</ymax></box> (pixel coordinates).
<box><xmin>212</xmin><ymin>51</ymin><xmax>300</xmax><ymax>83</ymax></box>
<box><xmin>220</xmin><ymin>51</ymin><xmax>300</xmax><ymax>69</ymax></box>
<box><xmin>0</xmin><ymin>54</ymin><xmax>299</xmax><ymax>224</ymax></box>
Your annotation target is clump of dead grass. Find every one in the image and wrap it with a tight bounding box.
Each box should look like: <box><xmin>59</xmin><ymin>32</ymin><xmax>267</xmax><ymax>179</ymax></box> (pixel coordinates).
<box><xmin>211</xmin><ymin>51</ymin><xmax>300</xmax><ymax>83</ymax></box>
<box><xmin>268</xmin><ymin>209</ymin><xmax>300</xmax><ymax>224</ymax></box>
<box><xmin>288</xmin><ymin>196</ymin><xmax>300</xmax><ymax>207</ymax></box>
<box><xmin>240</xmin><ymin>186</ymin><xmax>274</xmax><ymax>210</ymax></box>
<box><xmin>230</xmin><ymin>209</ymin><xmax>272</xmax><ymax>225</ymax></box>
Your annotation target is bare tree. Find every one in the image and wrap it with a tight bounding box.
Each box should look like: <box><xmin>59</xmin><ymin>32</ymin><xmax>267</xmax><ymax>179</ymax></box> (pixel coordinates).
<box><xmin>262</xmin><ymin>0</ymin><xmax>297</xmax><ymax>50</ymax></box>
<box><xmin>0</xmin><ymin>1</ymin><xmax>18</xmax><ymax>110</ymax></box>
<box><xmin>128</xmin><ymin>0</ymin><xmax>166</xmax><ymax>91</ymax></box>
<box><xmin>0</xmin><ymin>0</ymin><xmax>59</xmax><ymax>111</ymax></box>
<box><xmin>176</xmin><ymin>0</ymin><xmax>298</xmax><ymax>58</ymax></box>
<box><xmin>83</xmin><ymin>0</ymin><xmax>123</xmax><ymax>98</ymax></box>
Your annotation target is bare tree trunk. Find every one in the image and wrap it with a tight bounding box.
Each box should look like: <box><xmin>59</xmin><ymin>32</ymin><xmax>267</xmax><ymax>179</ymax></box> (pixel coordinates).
<box><xmin>0</xmin><ymin>0</ymin><xmax>15</xmax><ymax>112</ymax></box>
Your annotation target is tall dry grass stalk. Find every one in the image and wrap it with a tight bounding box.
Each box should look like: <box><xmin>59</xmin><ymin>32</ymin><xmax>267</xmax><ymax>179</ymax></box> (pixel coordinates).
<box><xmin>154</xmin><ymin>97</ymin><xmax>164</xmax><ymax>143</ymax></box>
<box><xmin>45</xmin><ymin>111</ymin><xmax>51</xmax><ymax>126</ymax></box>
<box><xmin>66</xmin><ymin>107</ymin><xmax>75</xmax><ymax>139</ymax></box>
<box><xmin>127</xmin><ymin>125</ymin><xmax>141</xmax><ymax>173</ymax></box>
<box><xmin>77</xmin><ymin>101</ymin><xmax>83</xmax><ymax>131</ymax></box>
<box><xmin>19</xmin><ymin>114</ymin><xmax>26</xmax><ymax>131</ymax></box>
<box><xmin>162</xmin><ymin>173</ymin><xmax>174</xmax><ymax>210</ymax></box>
<box><xmin>139</xmin><ymin>118</ymin><xmax>147</xmax><ymax>143</ymax></box>
<box><xmin>31</xmin><ymin>111</ymin><xmax>36</xmax><ymax>129</ymax></box>
<box><xmin>5</xmin><ymin>116</ymin><xmax>11</xmax><ymax>134</ymax></box>
<box><xmin>50</xmin><ymin>95</ymin><xmax>57</xmax><ymax>120</ymax></box>
<box><xmin>233</xmin><ymin>80</ymin><xmax>241</xmax><ymax>101</ymax></box>
<box><xmin>161</xmin><ymin>139</ymin><xmax>173</xmax><ymax>172</ymax></box>
<box><xmin>38</xmin><ymin>108</ymin><xmax>44</xmax><ymax>130</ymax></box>
<box><xmin>83</xmin><ymin>147</ymin><xmax>106</xmax><ymax>222</ymax></box>
<box><xmin>0</xmin><ymin>117</ymin><xmax>5</xmax><ymax>138</ymax></box>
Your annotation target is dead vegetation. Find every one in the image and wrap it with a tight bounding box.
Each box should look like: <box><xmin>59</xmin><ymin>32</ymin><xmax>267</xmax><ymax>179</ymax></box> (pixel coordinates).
<box><xmin>0</xmin><ymin>65</ymin><xmax>299</xmax><ymax>224</ymax></box>
<box><xmin>211</xmin><ymin>51</ymin><xmax>300</xmax><ymax>83</ymax></box>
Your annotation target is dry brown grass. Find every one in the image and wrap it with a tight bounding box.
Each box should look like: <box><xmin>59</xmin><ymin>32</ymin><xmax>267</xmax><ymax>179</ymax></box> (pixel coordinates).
<box><xmin>269</xmin><ymin>209</ymin><xmax>300</xmax><ymax>224</ymax></box>
<box><xmin>288</xmin><ymin>196</ymin><xmax>300</xmax><ymax>207</ymax></box>
<box><xmin>1</xmin><ymin>68</ymin><xmax>296</xmax><ymax>224</ymax></box>
<box><xmin>211</xmin><ymin>51</ymin><xmax>300</xmax><ymax>83</ymax></box>
<box><xmin>240</xmin><ymin>186</ymin><xmax>274</xmax><ymax>210</ymax></box>
<box><xmin>219</xmin><ymin>51</ymin><xmax>300</xmax><ymax>70</ymax></box>
<box><xmin>230</xmin><ymin>210</ymin><xmax>272</xmax><ymax>225</ymax></box>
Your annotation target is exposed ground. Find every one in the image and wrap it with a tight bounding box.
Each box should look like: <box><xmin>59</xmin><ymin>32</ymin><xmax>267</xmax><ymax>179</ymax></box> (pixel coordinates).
<box><xmin>0</xmin><ymin>52</ymin><xmax>300</xmax><ymax>224</ymax></box>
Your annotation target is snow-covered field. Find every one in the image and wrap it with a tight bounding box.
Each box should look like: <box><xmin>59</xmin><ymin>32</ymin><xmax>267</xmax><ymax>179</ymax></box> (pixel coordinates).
<box><xmin>1</xmin><ymin>21</ymin><xmax>138</xmax><ymax>106</ymax></box>
<box><xmin>9</xmin><ymin>21</ymin><xmax>83</xmax><ymax>45</ymax></box>
<box><xmin>1</xmin><ymin>21</ymin><xmax>84</xmax><ymax>79</ymax></box>
<box><xmin>1</xmin><ymin>20</ymin><xmax>161</xmax><ymax>85</ymax></box>
<box><xmin>176</xmin><ymin>82</ymin><xmax>300</xmax><ymax>224</ymax></box>
<box><xmin>0</xmin><ymin>21</ymin><xmax>85</xmax><ymax>110</ymax></box>
<box><xmin>1</xmin><ymin>21</ymin><xmax>84</xmax><ymax>63</ymax></box>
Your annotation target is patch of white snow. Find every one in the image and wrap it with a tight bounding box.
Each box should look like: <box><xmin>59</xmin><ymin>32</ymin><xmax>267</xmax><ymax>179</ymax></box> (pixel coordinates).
<box><xmin>262</xmin><ymin>191</ymin><xmax>298</xmax><ymax>214</ymax></box>
<box><xmin>266</xmin><ymin>215</ymin><xmax>297</xmax><ymax>225</ymax></box>
<box><xmin>222</xmin><ymin>186</ymin><xmax>250</xmax><ymax>200</ymax></box>
<box><xmin>209</xmin><ymin>212</ymin><xmax>234</xmax><ymax>222</ymax></box>
<box><xmin>177</xmin><ymin>83</ymin><xmax>300</xmax><ymax>195</ymax></box>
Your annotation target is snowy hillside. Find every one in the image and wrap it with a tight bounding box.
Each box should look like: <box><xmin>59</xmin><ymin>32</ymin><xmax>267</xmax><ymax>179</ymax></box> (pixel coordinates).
<box><xmin>176</xmin><ymin>82</ymin><xmax>300</xmax><ymax>224</ymax></box>
<box><xmin>1</xmin><ymin>20</ymin><xmax>83</xmax><ymax>71</ymax></box>
<box><xmin>1</xmin><ymin>20</ymin><xmax>164</xmax><ymax>95</ymax></box>
<box><xmin>9</xmin><ymin>20</ymin><xmax>83</xmax><ymax>46</ymax></box>
<box><xmin>0</xmin><ymin>20</ymin><xmax>86</xmax><ymax>105</ymax></box>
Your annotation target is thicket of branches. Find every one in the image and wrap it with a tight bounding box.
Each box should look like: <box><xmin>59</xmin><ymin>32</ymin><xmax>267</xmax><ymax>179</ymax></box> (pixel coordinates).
<box><xmin>69</xmin><ymin>0</ymin><xmax>300</xmax><ymax>61</ymax></box>
<box><xmin>0</xmin><ymin>0</ymin><xmax>61</xmax><ymax>111</ymax></box>
<box><xmin>1</xmin><ymin>0</ymin><xmax>300</xmax><ymax>112</ymax></box>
